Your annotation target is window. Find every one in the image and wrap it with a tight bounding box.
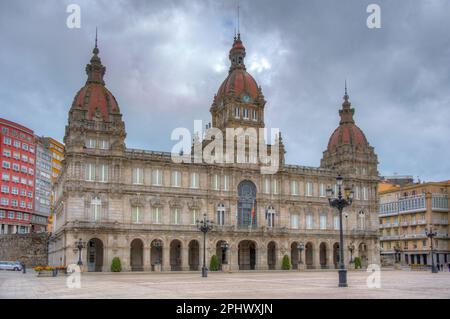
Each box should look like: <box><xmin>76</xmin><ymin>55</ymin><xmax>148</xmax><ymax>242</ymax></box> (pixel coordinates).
<box><xmin>2</xmin><ymin>127</ymin><xmax>8</xmax><ymax>134</ymax></box>
<box><xmin>11</xmin><ymin>199</ymin><xmax>18</xmax><ymax>207</ymax></box>
<box><xmin>8</xmin><ymin>211</ymin><xmax>14</xmax><ymax>219</ymax></box>
<box><xmin>20</xmin><ymin>188</ymin><xmax>25</xmax><ymax>196</ymax></box>
<box><xmin>333</xmin><ymin>215</ymin><xmax>340</xmax><ymax>230</ymax></box>
<box><xmin>266</xmin><ymin>206</ymin><xmax>275</xmax><ymax>228</ymax></box>
<box><xmin>272</xmin><ymin>179</ymin><xmax>278</xmax><ymax>194</ymax></box>
<box><xmin>1</xmin><ymin>198</ymin><xmax>9</xmax><ymax>206</ymax></box>
<box><xmin>319</xmin><ymin>214</ymin><xmax>327</xmax><ymax>230</ymax></box>
<box><xmin>191</xmin><ymin>209</ymin><xmax>199</xmax><ymax>225</ymax></box>
<box><xmin>3</xmin><ymin>137</ymin><xmax>11</xmax><ymax>145</ymax></box>
<box><xmin>132</xmin><ymin>206</ymin><xmax>143</xmax><ymax>223</ymax></box>
<box><xmin>223</xmin><ymin>175</ymin><xmax>229</xmax><ymax>191</ymax></box>
<box><xmin>28</xmin><ymin>168</ymin><xmax>34</xmax><ymax>175</ymax></box>
<box><xmin>234</xmin><ymin>107</ymin><xmax>240</xmax><ymax>118</ymax></box>
<box><xmin>98</xmin><ymin>164</ymin><xmax>108</xmax><ymax>182</ymax></box>
<box><xmin>152</xmin><ymin>169</ymin><xmax>162</xmax><ymax>186</ymax></box>
<box><xmin>99</xmin><ymin>140</ymin><xmax>109</xmax><ymax>150</ymax></box>
<box><xmin>17</xmin><ymin>212</ymin><xmax>22</xmax><ymax>220</ymax></box>
<box><xmin>306</xmin><ymin>213</ymin><xmax>313</xmax><ymax>229</ymax></box>
<box><xmin>27</xmin><ymin>179</ymin><xmax>33</xmax><ymax>186</ymax></box>
<box><xmin>1</xmin><ymin>185</ymin><xmax>9</xmax><ymax>194</ymax></box>
<box><xmin>358</xmin><ymin>210</ymin><xmax>366</xmax><ymax>230</ymax></box>
<box><xmin>152</xmin><ymin>207</ymin><xmax>161</xmax><ymax>224</ymax></box>
<box><xmin>291</xmin><ymin>214</ymin><xmax>299</xmax><ymax>229</ymax></box>
<box><xmin>21</xmin><ymin>154</ymin><xmax>27</xmax><ymax>162</ymax></box>
<box><xmin>12</xmin><ymin>163</ymin><xmax>19</xmax><ymax>171</ymax></box>
<box><xmin>21</xmin><ymin>166</ymin><xmax>27</xmax><ymax>173</ymax></box>
<box><xmin>252</xmin><ymin>110</ymin><xmax>257</xmax><ymax>121</ymax></box>
<box><xmin>305</xmin><ymin>182</ymin><xmax>313</xmax><ymax>197</ymax></box>
<box><xmin>29</xmin><ymin>146</ymin><xmax>34</xmax><ymax>154</ymax></box>
<box><xmin>3</xmin><ymin>149</ymin><xmax>11</xmax><ymax>157</ymax></box>
<box><xmin>20</xmin><ymin>201</ymin><xmax>25</xmax><ymax>208</ymax></box>
<box><xmin>190</xmin><ymin>172</ymin><xmax>199</xmax><ymax>188</ymax></box>
<box><xmin>85</xmin><ymin>163</ymin><xmax>95</xmax><ymax>181</ymax></box>
<box><xmin>0</xmin><ymin>211</ymin><xmax>4</xmax><ymax>218</ymax></box>
<box><xmin>86</xmin><ymin>138</ymin><xmax>96</xmax><ymax>148</ymax></box>
<box><xmin>13</xmin><ymin>140</ymin><xmax>20</xmax><ymax>148</ymax></box>
<box><xmin>27</xmin><ymin>191</ymin><xmax>32</xmax><ymax>198</ymax></box>
<box><xmin>21</xmin><ymin>178</ymin><xmax>27</xmax><ymax>185</ymax></box>
<box><xmin>362</xmin><ymin>187</ymin><xmax>368</xmax><ymax>200</ymax></box>
<box><xmin>171</xmin><ymin>208</ymin><xmax>181</xmax><ymax>224</ymax></box>
<box><xmin>22</xmin><ymin>143</ymin><xmax>28</xmax><ymax>151</ymax></box>
<box><xmin>91</xmin><ymin>197</ymin><xmax>101</xmax><ymax>221</ymax></box>
<box><xmin>132</xmin><ymin>167</ymin><xmax>144</xmax><ymax>185</ymax></box>
<box><xmin>24</xmin><ymin>213</ymin><xmax>29</xmax><ymax>220</ymax></box>
<box><xmin>263</xmin><ymin>177</ymin><xmax>270</xmax><ymax>194</ymax></box>
<box><xmin>2</xmin><ymin>161</ymin><xmax>10</xmax><ymax>169</ymax></box>
<box><xmin>217</xmin><ymin>203</ymin><xmax>225</xmax><ymax>226</ymax></box>
<box><xmin>212</xmin><ymin>174</ymin><xmax>219</xmax><ymax>190</ymax></box>
<box><xmin>13</xmin><ymin>152</ymin><xmax>19</xmax><ymax>160</ymax></box>
<box><xmin>319</xmin><ymin>183</ymin><xmax>326</xmax><ymax>197</ymax></box>
<box><xmin>1</xmin><ymin>173</ymin><xmax>9</xmax><ymax>181</ymax></box>
<box><xmin>12</xmin><ymin>176</ymin><xmax>19</xmax><ymax>183</ymax></box>
<box><xmin>354</xmin><ymin>186</ymin><xmax>360</xmax><ymax>200</ymax></box>
<box><xmin>291</xmin><ymin>180</ymin><xmax>298</xmax><ymax>195</ymax></box>
<box><xmin>27</xmin><ymin>202</ymin><xmax>32</xmax><ymax>209</ymax></box>
<box><xmin>171</xmin><ymin>171</ymin><xmax>181</xmax><ymax>187</ymax></box>
<box><xmin>243</xmin><ymin>108</ymin><xmax>249</xmax><ymax>119</ymax></box>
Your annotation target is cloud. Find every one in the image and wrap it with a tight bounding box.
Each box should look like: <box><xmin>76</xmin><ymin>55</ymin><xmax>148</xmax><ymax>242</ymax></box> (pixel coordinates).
<box><xmin>0</xmin><ymin>0</ymin><xmax>449</xmax><ymax>182</ymax></box>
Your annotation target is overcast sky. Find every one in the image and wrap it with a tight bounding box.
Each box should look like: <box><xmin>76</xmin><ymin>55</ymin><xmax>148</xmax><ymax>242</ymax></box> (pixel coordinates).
<box><xmin>0</xmin><ymin>0</ymin><xmax>449</xmax><ymax>182</ymax></box>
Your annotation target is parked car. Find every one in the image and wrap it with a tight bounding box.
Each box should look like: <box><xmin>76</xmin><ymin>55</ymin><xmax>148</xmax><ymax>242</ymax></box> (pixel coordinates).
<box><xmin>0</xmin><ymin>261</ymin><xmax>23</xmax><ymax>271</ymax></box>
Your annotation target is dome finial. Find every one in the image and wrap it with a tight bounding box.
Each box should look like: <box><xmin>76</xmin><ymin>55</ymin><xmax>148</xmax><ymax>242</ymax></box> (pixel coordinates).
<box><xmin>86</xmin><ymin>28</ymin><xmax>105</xmax><ymax>85</ymax></box>
<box><xmin>93</xmin><ymin>27</ymin><xmax>99</xmax><ymax>55</ymax></box>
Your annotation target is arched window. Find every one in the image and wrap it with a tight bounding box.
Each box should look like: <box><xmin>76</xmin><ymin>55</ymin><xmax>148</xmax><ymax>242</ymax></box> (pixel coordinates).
<box><xmin>266</xmin><ymin>205</ymin><xmax>275</xmax><ymax>228</ymax></box>
<box><xmin>358</xmin><ymin>210</ymin><xmax>366</xmax><ymax>230</ymax></box>
<box><xmin>217</xmin><ymin>203</ymin><xmax>225</xmax><ymax>226</ymax></box>
<box><xmin>237</xmin><ymin>180</ymin><xmax>257</xmax><ymax>228</ymax></box>
<box><xmin>91</xmin><ymin>197</ymin><xmax>101</xmax><ymax>221</ymax></box>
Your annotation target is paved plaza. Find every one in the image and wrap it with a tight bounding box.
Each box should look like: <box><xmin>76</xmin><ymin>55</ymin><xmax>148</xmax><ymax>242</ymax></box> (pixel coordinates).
<box><xmin>1</xmin><ymin>270</ymin><xmax>449</xmax><ymax>299</ymax></box>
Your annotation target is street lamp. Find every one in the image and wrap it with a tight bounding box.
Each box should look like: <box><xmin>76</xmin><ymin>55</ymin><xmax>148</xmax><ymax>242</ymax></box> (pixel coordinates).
<box><xmin>425</xmin><ymin>227</ymin><xmax>438</xmax><ymax>273</ymax></box>
<box><xmin>297</xmin><ymin>242</ymin><xmax>304</xmax><ymax>265</ymax></box>
<box><xmin>348</xmin><ymin>242</ymin><xmax>355</xmax><ymax>264</ymax></box>
<box><xmin>220</xmin><ymin>241</ymin><xmax>229</xmax><ymax>265</ymax></box>
<box><xmin>327</xmin><ymin>174</ymin><xmax>354</xmax><ymax>288</ymax></box>
<box><xmin>197</xmin><ymin>213</ymin><xmax>213</xmax><ymax>277</ymax></box>
<box><xmin>75</xmin><ymin>238</ymin><xmax>86</xmax><ymax>266</ymax></box>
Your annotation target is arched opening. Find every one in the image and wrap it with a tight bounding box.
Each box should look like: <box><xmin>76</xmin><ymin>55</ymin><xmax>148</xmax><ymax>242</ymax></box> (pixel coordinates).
<box><xmin>237</xmin><ymin>181</ymin><xmax>257</xmax><ymax>229</ymax></box>
<box><xmin>188</xmin><ymin>240</ymin><xmax>200</xmax><ymax>271</ymax></box>
<box><xmin>267</xmin><ymin>241</ymin><xmax>277</xmax><ymax>270</ymax></box>
<box><xmin>358</xmin><ymin>242</ymin><xmax>368</xmax><ymax>268</ymax></box>
<box><xmin>319</xmin><ymin>242</ymin><xmax>328</xmax><ymax>269</ymax></box>
<box><xmin>150</xmin><ymin>239</ymin><xmax>163</xmax><ymax>270</ymax></box>
<box><xmin>305</xmin><ymin>242</ymin><xmax>314</xmax><ymax>269</ymax></box>
<box><xmin>238</xmin><ymin>240</ymin><xmax>256</xmax><ymax>270</ymax></box>
<box><xmin>216</xmin><ymin>240</ymin><xmax>228</xmax><ymax>270</ymax></box>
<box><xmin>170</xmin><ymin>240</ymin><xmax>182</xmax><ymax>271</ymax></box>
<box><xmin>333</xmin><ymin>243</ymin><xmax>340</xmax><ymax>269</ymax></box>
<box><xmin>291</xmin><ymin>242</ymin><xmax>299</xmax><ymax>270</ymax></box>
<box><xmin>87</xmin><ymin>238</ymin><xmax>103</xmax><ymax>272</ymax></box>
<box><xmin>130</xmin><ymin>238</ymin><xmax>144</xmax><ymax>271</ymax></box>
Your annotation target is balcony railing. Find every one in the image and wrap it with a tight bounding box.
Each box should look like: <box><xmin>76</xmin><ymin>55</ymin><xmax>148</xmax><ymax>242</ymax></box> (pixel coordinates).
<box><xmin>432</xmin><ymin>195</ymin><xmax>449</xmax><ymax>211</ymax></box>
<box><xmin>401</xmin><ymin>221</ymin><xmax>408</xmax><ymax>227</ymax></box>
<box><xmin>432</xmin><ymin>219</ymin><xmax>449</xmax><ymax>225</ymax></box>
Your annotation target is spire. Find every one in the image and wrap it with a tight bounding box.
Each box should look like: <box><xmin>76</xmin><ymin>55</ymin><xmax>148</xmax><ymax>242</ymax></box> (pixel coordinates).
<box><xmin>339</xmin><ymin>81</ymin><xmax>355</xmax><ymax>124</ymax></box>
<box><xmin>229</xmin><ymin>4</ymin><xmax>246</xmax><ymax>72</ymax></box>
<box><xmin>85</xmin><ymin>28</ymin><xmax>106</xmax><ymax>85</ymax></box>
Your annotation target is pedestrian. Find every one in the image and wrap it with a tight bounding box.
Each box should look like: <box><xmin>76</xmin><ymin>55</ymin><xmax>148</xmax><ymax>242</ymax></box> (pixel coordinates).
<box><xmin>437</xmin><ymin>263</ymin><xmax>440</xmax><ymax>271</ymax></box>
<box><xmin>441</xmin><ymin>264</ymin><xmax>444</xmax><ymax>272</ymax></box>
<box><xmin>447</xmin><ymin>263</ymin><xmax>450</xmax><ymax>272</ymax></box>
<box><xmin>21</xmin><ymin>261</ymin><xmax>26</xmax><ymax>274</ymax></box>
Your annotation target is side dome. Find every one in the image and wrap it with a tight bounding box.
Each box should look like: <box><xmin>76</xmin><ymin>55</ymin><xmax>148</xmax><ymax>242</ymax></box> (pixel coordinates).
<box><xmin>327</xmin><ymin>90</ymin><xmax>369</xmax><ymax>151</ymax></box>
<box><xmin>69</xmin><ymin>40</ymin><xmax>121</xmax><ymax>121</ymax></box>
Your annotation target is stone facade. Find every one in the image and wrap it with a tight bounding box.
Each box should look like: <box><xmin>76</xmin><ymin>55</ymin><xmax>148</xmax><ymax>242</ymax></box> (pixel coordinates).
<box><xmin>0</xmin><ymin>234</ymin><xmax>49</xmax><ymax>267</ymax></box>
<box><xmin>48</xmin><ymin>34</ymin><xmax>380</xmax><ymax>272</ymax></box>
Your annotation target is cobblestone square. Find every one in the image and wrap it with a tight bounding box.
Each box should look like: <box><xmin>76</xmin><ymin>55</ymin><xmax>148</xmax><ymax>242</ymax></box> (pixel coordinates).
<box><xmin>1</xmin><ymin>270</ymin><xmax>449</xmax><ymax>299</ymax></box>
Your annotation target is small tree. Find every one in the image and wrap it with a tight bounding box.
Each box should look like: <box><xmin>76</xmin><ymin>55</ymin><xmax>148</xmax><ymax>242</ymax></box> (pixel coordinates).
<box><xmin>210</xmin><ymin>255</ymin><xmax>219</xmax><ymax>271</ymax></box>
<box><xmin>111</xmin><ymin>257</ymin><xmax>122</xmax><ymax>272</ymax></box>
<box><xmin>354</xmin><ymin>257</ymin><xmax>362</xmax><ymax>269</ymax></box>
<box><xmin>282</xmin><ymin>255</ymin><xmax>291</xmax><ymax>270</ymax></box>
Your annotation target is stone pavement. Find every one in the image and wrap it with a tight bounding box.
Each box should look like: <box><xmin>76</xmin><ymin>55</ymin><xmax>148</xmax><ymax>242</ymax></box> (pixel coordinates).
<box><xmin>1</xmin><ymin>269</ymin><xmax>449</xmax><ymax>299</ymax></box>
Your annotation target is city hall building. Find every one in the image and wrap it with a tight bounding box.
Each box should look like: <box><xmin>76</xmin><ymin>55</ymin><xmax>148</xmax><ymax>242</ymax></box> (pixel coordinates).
<box><xmin>49</xmin><ymin>33</ymin><xmax>380</xmax><ymax>272</ymax></box>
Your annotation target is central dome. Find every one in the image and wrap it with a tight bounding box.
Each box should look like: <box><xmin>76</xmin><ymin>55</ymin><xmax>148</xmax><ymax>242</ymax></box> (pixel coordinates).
<box><xmin>217</xmin><ymin>68</ymin><xmax>259</xmax><ymax>100</ymax></box>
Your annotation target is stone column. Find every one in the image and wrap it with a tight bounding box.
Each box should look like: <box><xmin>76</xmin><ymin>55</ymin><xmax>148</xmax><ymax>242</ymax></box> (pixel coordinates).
<box><xmin>143</xmin><ymin>244</ymin><xmax>151</xmax><ymax>271</ymax></box>
<box><xmin>314</xmin><ymin>244</ymin><xmax>321</xmax><ymax>269</ymax></box>
<box><xmin>162</xmin><ymin>245</ymin><xmax>170</xmax><ymax>271</ymax></box>
<box><xmin>258</xmin><ymin>245</ymin><xmax>268</xmax><ymax>271</ymax></box>
<box><xmin>181</xmin><ymin>246</ymin><xmax>189</xmax><ymax>271</ymax></box>
<box><xmin>229</xmin><ymin>245</ymin><xmax>239</xmax><ymax>271</ymax></box>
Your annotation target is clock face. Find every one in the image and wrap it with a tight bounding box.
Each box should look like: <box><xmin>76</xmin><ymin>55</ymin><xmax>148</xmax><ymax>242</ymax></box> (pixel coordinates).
<box><xmin>243</xmin><ymin>95</ymin><xmax>250</xmax><ymax>103</ymax></box>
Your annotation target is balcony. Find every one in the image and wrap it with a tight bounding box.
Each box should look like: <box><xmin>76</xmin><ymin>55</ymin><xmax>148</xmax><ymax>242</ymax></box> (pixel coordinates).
<box><xmin>432</xmin><ymin>219</ymin><xmax>448</xmax><ymax>225</ymax></box>
<box><xmin>432</xmin><ymin>194</ymin><xmax>449</xmax><ymax>212</ymax></box>
<box><xmin>417</xmin><ymin>220</ymin><xmax>426</xmax><ymax>225</ymax></box>
<box><xmin>401</xmin><ymin>221</ymin><xmax>408</xmax><ymax>227</ymax></box>
<box><xmin>398</xmin><ymin>195</ymin><xmax>426</xmax><ymax>214</ymax></box>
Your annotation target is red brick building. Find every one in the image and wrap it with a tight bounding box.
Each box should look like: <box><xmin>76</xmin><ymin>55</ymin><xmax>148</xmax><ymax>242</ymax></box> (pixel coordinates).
<box><xmin>0</xmin><ymin>118</ymin><xmax>36</xmax><ymax>234</ymax></box>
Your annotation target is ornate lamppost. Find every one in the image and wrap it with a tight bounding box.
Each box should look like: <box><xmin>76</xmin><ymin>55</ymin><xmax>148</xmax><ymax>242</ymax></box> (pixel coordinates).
<box><xmin>75</xmin><ymin>238</ymin><xmax>86</xmax><ymax>266</ymax></box>
<box><xmin>425</xmin><ymin>227</ymin><xmax>438</xmax><ymax>273</ymax></box>
<box><xmin>348</xmin><ymin>242</ymin><xmax>355</xmax><ymax>264</ymax></box>
<box><xmin>197</xmin><ymin>214</ymin><xmax>213</xmax><ymax>277</ymax></box>
<box><xmin>297</xmin><ymin>242</ymin><xmax>304</xmax><ymax>265</ymax></box>
<box><xmin>220</xmin><ymin>241</ymin><xmax>229</xmax><ymax>265</ymax></box>
<box><xmin>327</xmin><ymin>174</ymin><xmax>354</xmax><ymax>288</ymax></box>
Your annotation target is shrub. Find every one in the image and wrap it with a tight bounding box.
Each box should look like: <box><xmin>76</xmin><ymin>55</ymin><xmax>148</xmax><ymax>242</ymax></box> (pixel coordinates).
<box><xmin>282</xmin><ymin>255</ymin><xmax>291</xmax><ymax>270</ymax></box>
<box><xmin>210</xmin><ymin>255</ymin><xmax>219</xmax><ymax>271</ymax></box>
<box><xmin>354</xmin><ymin>257</ymin><xmax>362</xmax><ymax>269</ymax></box>
<box><xmin>111</xmin><ymin>257</ymin><xmax>122</xmax><ymax>272</ymax></box>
